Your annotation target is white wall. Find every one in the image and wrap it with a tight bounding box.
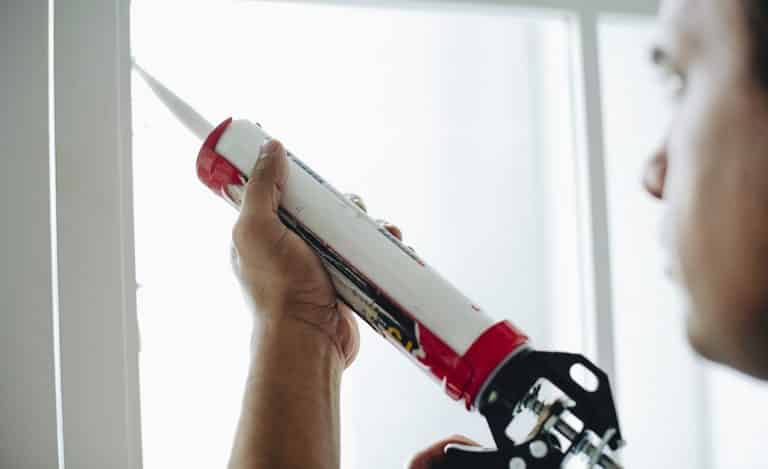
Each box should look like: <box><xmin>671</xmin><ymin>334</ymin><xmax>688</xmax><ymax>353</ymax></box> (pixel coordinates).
<box><xmin>0</xmin><ymin>1</ymin><xmax>61</xmax><ymax>468</ymax></box>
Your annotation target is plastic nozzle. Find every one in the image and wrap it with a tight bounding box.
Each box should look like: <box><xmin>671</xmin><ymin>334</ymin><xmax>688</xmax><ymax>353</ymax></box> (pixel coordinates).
<box><xmin>132</xmin><ymin>59</ymin><xmax>214</xmax><ymax>141</ymax></box>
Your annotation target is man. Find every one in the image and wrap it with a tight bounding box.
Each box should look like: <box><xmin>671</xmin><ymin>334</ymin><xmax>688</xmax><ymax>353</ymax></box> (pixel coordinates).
<box><xmin>226</xmin><ymin>1</ymin><xmax>768</xmax><ymax>467</ymax></box>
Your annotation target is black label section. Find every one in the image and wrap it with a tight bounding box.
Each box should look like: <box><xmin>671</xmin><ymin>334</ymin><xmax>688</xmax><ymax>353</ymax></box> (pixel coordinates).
<box><xmin>277</xmin><ymin>208</ymin><xmax>422</xmax><ymax>356</ymax></box>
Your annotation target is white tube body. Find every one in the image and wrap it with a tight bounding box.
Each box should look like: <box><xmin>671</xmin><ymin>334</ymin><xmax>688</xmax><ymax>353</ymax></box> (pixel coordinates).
<box><xmin>218</xmin><ymin>119</ymin><xmax>495</xmax><ymax>353</ymax></box>
<box><xmin>200</xmin><ymin>119</ymin><xmax>529</xmax><ymax>407</ymax></box>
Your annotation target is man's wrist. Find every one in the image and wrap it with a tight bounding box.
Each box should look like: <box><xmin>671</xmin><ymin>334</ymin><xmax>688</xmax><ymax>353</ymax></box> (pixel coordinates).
<box><xmin>251</xmin><ymin>316</ymin><xmax>346</xmax><ymax>377</ymax></box>
<box><xmin>233</xmin><ymin>315</ymin><xmax>343</xmax><ymax>469</ymax></box>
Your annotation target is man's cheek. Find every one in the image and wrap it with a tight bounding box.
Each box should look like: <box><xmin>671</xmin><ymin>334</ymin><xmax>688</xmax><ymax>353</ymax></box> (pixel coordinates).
<box><xmin>658</xmin><ymin>209</ymin><xmax>682</xmax><ymax>279</ymax></box>
<box><xmin>663</xmin><ymin>176</ymin><xmax>698</xmax><ymax>286</ymax></box>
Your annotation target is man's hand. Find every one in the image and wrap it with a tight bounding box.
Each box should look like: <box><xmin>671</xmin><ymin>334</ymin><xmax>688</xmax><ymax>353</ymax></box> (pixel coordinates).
<box><xmin>408</xmin><ymin>435</ymin><xmax>480</xmax><ymax>469</ymax></box>
<box><xmin>409</xmin><ymin>409</ymin><xmax>553</xmax><ymax>468</ymax></box>
<box><xmin>232</xmin><ymin>138</ymin><xmax>402</xmax><ymax>366</ymax></box>
<box><xmin>232</xmin><ymin>139</ymin><xmax>361</xmax><ymax>366</ymax></box>
<box><xmin>228</xmin><ymin>139</ymin><xmax>402</xmax><ymax>469</ymax></box>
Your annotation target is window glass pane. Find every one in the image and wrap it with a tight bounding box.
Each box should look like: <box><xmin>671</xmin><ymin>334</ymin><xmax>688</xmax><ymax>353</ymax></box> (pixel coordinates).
<box><xmin>708</xmin><ymin>366</ymin><xmax>768</xmax><ymax>468</ymax></box>
<box><xmin>131</xmin><ymin>3</ymin><xmax>574</xmax><ymax>468</ymax></box>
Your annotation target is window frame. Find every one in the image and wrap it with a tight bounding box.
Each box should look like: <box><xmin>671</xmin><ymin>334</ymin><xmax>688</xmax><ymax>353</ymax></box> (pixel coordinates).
<box><xmin>1</xmin><ymin>1</ymin><xmax>60</xmax><ymax>468</ymax></box>
<box><xmin>53</xmin><ymin>1</ymin><xmax>142</xmax><ymax>468</ymax></box>
<box><xmin>49</xmin><ymin>0</ymin><xmax>657</xmax><ymax>467</ymax></box>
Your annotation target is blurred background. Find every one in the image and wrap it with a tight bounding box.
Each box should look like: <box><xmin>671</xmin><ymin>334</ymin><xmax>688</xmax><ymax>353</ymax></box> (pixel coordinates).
<box><xmin>129</xmin><ymin>2</ymin><xmax>766</xmax><ymax>468</ymax></box>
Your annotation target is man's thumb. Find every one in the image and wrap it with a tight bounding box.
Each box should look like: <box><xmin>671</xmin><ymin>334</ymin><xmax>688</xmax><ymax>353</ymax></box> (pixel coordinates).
<box><xmin>240</xmin><ymin>139</ymin><xmax>288</xmax><ymax>220</ymax></box>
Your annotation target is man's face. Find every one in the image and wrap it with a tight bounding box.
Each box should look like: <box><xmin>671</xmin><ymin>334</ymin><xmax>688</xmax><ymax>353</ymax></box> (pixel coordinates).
<box><xmin>646</xmin><ymin>0</ymin><xmax>768</xmax><ymax>378</ymax></box>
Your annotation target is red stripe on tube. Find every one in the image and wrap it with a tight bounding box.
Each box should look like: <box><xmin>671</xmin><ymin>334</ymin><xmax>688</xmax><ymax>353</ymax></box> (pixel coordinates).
<box><xmin>461</xmin><ymin>321</ymin><xmax>529</xmax><ymax>409</ymax></box>
<box><xmin>197</xmin><ymin>118</ymin><xmax>241</xmax><ymax>194</ymax></box>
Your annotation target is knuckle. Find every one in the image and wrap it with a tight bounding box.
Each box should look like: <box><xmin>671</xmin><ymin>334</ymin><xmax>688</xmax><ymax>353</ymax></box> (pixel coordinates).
<box><xmin>233</xmin><ymin>214</ymin><xmax>289</xmax><ymax>263</ymax></box>
<box><xmin>242</xmin><ymin>179</ymin><xmax>264</xmax><ymax>204</ymax></box>
<box><xmin>232</xmin><ymin>216</ymin><xmax>263</xmax><ymax>249</ymax></box>
<box><xmin>231</xmin><ymin>223</ymin><xmax>248</xmax><ymax>251</ymax></box>
<box><xmin>271</xmin><ymin>224</ymin><xmax>291</xmax><ymax>256</ymax></box>
<box><xmin>243</xmin><ymin>166</ymin><xmax>271</xmax><ymax>197</ymax></box>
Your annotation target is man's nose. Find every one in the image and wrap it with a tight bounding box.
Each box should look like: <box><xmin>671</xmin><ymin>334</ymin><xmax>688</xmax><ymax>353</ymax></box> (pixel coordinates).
<box><xmin>643</xmin><ymin>143</ymin><xmax>667</xmax><ymax>200</ymax></box>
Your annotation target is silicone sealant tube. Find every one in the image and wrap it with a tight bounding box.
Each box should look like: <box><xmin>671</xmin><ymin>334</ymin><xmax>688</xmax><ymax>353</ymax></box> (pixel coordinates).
<box><xmin>135</xmin><ymin>63</ymin><xmax>530</xmax><ymax>410</ymax></box>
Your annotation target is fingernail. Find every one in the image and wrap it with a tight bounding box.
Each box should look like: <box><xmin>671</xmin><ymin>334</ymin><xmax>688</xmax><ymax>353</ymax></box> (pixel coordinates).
<box><xmin>260</xmin><ymin>139</ymin><xmax>281</xmax><ymax>157</ymax></box>
<box><xmin>347</xmin><ymin>193</ymin><xmax>367</xmax><ymax>212</ymax></box>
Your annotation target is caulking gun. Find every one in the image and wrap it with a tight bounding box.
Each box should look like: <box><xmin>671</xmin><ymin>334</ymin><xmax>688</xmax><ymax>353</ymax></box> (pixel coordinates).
<box><xmin>134</xmin><ymin>62</ymin><xmax>625</xmax><ymax>469</ymax></box>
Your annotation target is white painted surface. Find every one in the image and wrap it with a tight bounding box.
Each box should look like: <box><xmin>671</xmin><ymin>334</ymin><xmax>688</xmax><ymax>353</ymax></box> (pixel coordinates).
<box><xmin>569</xmin><ymin>11</ymin><xmax>618</xmax><ymax>388</ymax></box>
<box><xmin>537</xmin><ymin>19</ymin><xmax>587</xmax><ymax>358</ymax></box>
<box><xmin>53</xmin><ymin>0</ymin><xmax>143</xmax><ymax>468</ymax></box>
<box><xmin>294</xmin><ymin>0</ymin><xmax>659</xmax><ymax>15</ymax></box>
<box><xmin>0</xmin><ymin>1</ymin><xmax>61</xmax><ymax>468</ymax></box>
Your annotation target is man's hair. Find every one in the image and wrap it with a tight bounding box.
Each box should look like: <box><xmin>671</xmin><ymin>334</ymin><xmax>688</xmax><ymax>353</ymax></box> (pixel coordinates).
<box><xmin>744</xmin><ymin>0</ymin><xmax>768</xmax><ymax>88</ymax></box>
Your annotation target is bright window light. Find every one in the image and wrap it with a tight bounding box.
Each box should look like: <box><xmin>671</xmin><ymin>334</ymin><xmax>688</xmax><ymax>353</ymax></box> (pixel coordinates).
<box><xmin>131</xmin><ymin>2</ymin><xmax>576</xmax><ymax>468</ymax></box>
